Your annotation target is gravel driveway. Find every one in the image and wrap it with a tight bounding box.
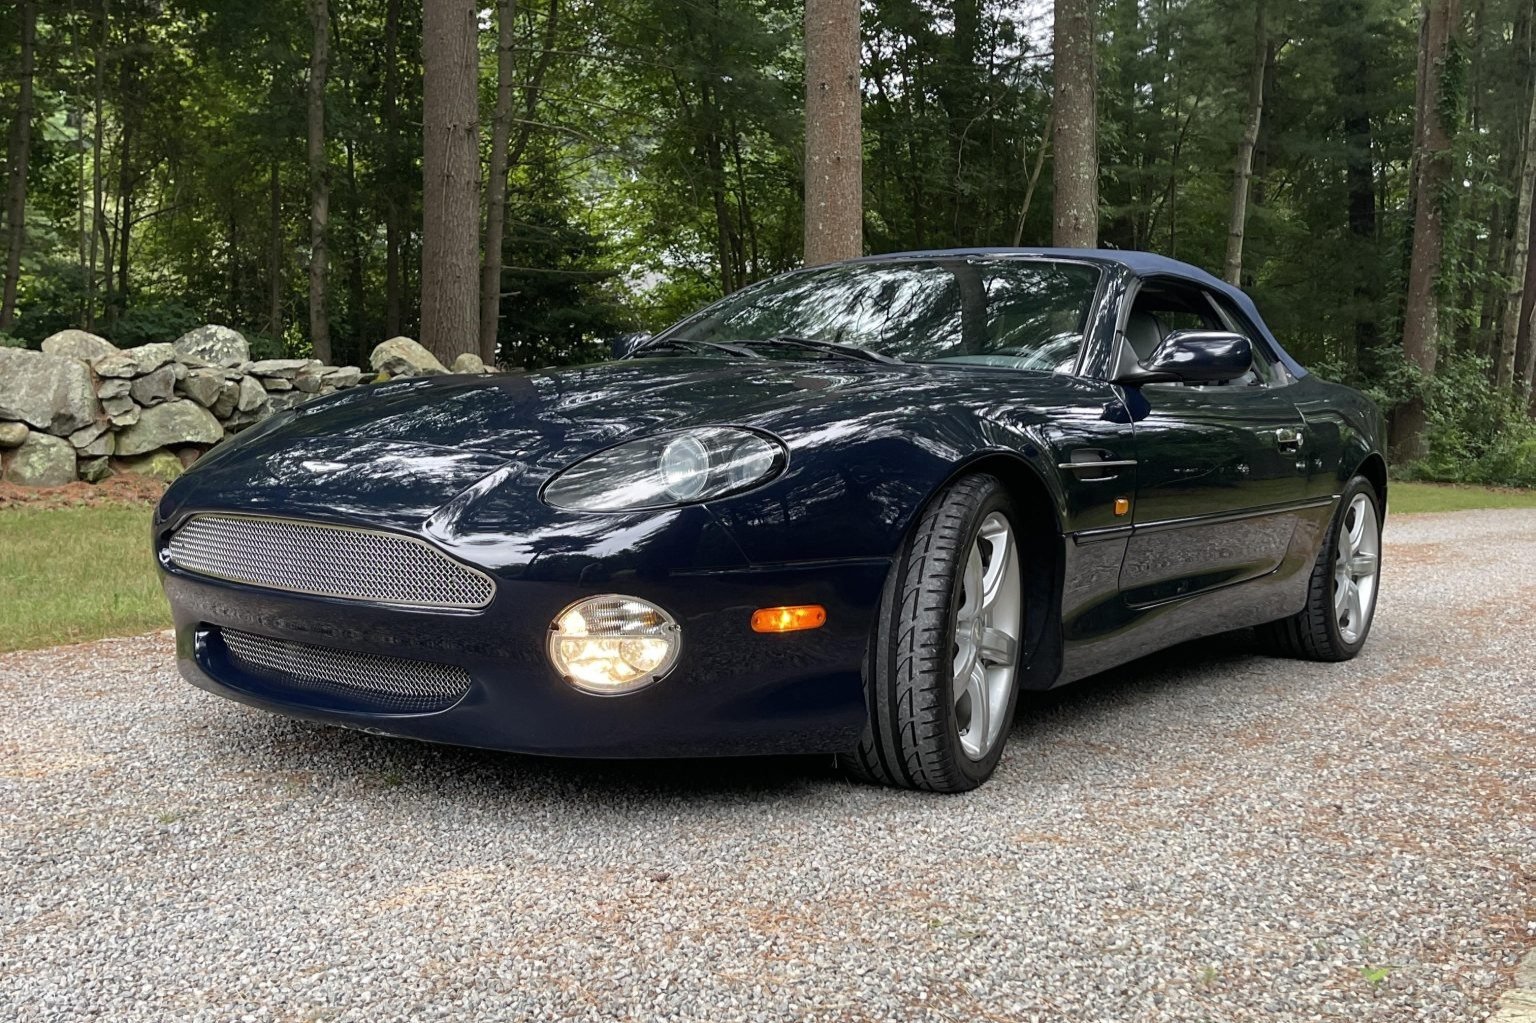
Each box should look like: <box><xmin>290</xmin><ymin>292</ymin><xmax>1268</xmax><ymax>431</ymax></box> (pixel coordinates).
<box><xmin>3</xmin><ymin>508</ymin><xmax>1533</xmax><ymax>1022</ymax></box>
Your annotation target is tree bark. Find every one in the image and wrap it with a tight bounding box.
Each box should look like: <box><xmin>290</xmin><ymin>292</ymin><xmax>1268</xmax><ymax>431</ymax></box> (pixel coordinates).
<box><xmin>1012</xmin><ymin>114</ymin><xmax>1051</xmax><ymax>247</ymax></box>
<box><xmin>307</xmin><ymin>0</ymin><xmax>332</xmax><ymax>363</ymax></box>
<box><xmin>1496</xmin><ymin>76</ymin><xmax>1536</xmax><ymax>390</ymax></box>
<box><xmin>1051</xmin><ymin>0</ymin><xmax>1098</xmax><ymax>247</ymax></box>
<box><xmin>479</xmin><ymin>0</ymin><xmax>517</xmax><ymax>365</ymax></box>
<box><xmin>88</xmin><ymin>0</ymin><xmax>108</xmax><ymax>333</ymax></box>
<box><xmin>1394</xmin><ymin>0</ymin><xmax>1462</xmax><ymax>463</ymax></box>
<box><xmin>804</xmin><ymin>0</ymin><xmax>862</xmax><ymax>265</ymax></box>
<box><xmin>346</xmin><ymin>137</ymin><xmax>365</xmax><ymax>364</ymax></box>
<box><xmin>1223</xmin><ymin>0</ymin><xmax>1267</xmax><ymax>285</ymax></box>
<box><xmin>421</xmin><ymin>0</ymin><xmax>481</xmax><ymax>363</ymax></box>
<box><xmin>0</xmin><ymin>0</ymin><xmax>38</xmax><ymax>330</ymax></box>
<box><xmin>382</xmin><ymin>0</ymin><xmax>403</xmax><ymax>339</ymax></box>
<box><xmin>1475</xmin><ymin>197</ymin><xmax>1506</xmax><ymax>366</ymax></box>
<box><xmin>1517</xmin><ymin>199</ymin><xmax>1536</xmax><ymax>408</ymax></box>
<box><xmin>268</xmin><ymin>159</ymin><xmax>283</xmax><ymax>338</ymax></box>
<box><xmin>114</xmin><ymin>61</ymin><xmax>136</xmax><ymax>325</ymax></box>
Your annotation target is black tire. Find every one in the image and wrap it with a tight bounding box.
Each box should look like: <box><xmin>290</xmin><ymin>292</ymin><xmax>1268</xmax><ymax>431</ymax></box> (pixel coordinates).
<box><xmin>839</xmin><ymin>473</ymin><xmax>1023</xmax><ymax>793</ymax></box>
<box><xmin>1260</xmin><ymin>474</ymin><xmax>1382</xmax><ymax>661</ymax></box>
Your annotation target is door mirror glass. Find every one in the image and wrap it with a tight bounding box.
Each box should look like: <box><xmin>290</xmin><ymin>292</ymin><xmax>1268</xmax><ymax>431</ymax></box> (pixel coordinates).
<box><xmin>1115</xmin><ymin>329</ymin><xmax>1252</xmax><ymax>386</ymax></box>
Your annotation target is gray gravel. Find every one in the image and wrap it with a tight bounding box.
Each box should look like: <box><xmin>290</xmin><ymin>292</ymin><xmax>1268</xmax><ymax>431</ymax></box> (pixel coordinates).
<box><xmin>3</xmin><ymin>508</ymin><xmax>1534</xmax><ymax>1022</ymax></box>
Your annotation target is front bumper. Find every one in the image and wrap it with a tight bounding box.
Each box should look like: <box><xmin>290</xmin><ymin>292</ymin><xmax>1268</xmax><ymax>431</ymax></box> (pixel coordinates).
<box><xmin>160</xmin><ymin>555</ymin><xmax>885</xmax><ymax>759</ymax></box>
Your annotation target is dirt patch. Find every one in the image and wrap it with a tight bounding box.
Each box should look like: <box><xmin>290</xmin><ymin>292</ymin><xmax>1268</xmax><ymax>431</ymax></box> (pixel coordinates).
<box><xmin>0</xmin><ymin>472</ymin><xmax>167</xmax><ymax>510</ymax></box>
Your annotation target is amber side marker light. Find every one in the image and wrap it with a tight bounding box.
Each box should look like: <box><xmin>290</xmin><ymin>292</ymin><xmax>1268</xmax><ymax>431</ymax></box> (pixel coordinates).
<box><xmin>751</xmin><ymin>605</ymin><xmax>828</xmax><ymax>633</ymax></box>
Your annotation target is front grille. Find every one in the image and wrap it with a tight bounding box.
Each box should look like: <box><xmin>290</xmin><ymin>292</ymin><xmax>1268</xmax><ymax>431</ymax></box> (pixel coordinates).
<box><xmin>219</xmin><ymin>627</ymin><xmax>471</xmax><ymax>713</ymax></box>
<box><xmin>166</xmin><ymin>514</ymin><xmax>494</xmax><ymax>609</ymax></box>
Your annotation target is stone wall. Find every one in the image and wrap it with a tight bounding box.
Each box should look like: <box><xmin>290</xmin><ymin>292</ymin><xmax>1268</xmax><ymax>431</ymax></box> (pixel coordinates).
<box><xmin>0</xmin><ymin>327</ymin><xmax>483</xmax><ymax>486</ymax></box>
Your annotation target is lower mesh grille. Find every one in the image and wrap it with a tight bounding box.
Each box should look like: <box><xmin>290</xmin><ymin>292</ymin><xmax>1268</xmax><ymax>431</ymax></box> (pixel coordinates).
<box><xmin>218</xmin><ymin>627</ymin><xmax>471</xmax><ymax>713</ymax></box>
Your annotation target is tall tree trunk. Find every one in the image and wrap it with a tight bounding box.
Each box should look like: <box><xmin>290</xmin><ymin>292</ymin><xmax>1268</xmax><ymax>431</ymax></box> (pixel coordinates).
<box><xmin>804</xmin><ymin>0</ymin><xmax>862</xmax><ymax>265</ymax></box>
<box><xmin>1223</xmin><ymin>0</ymin><xmax>1267</xmax><ymax>285</ymax></box>
<box><xmin>479</xmin><ymin>0</ymin><xmax>517</xmax><ymax>365</ymax></box>
<box><xmin>382</xmin><ymin>0</ymin><xmax>403</xmax><ymax>339</ymax></box>
<box><xmin>115</xmin><ymin>98</ymin><xmax>135</xmax><ymax>324</ymax></box>
<box><xmin>420</xmin><ymin>0</ymin><xmax>481</xmax><ymax>363</ymax></box>
<box><xmin>1475</xmin><ymin>198</ymin><xmax>1507</xmax><ymax>365</ymax></box>
<box><xmin>307</xmin><ymin>0</ymin><xmax>332</xmax><ymax>363</ymax></box>
<box><xmin>1051</xmin><ymin>0</ymin><xmax>1098</xmax><ymax>247</ymax></box>
<box><xmin>1497</xmin><ymin>78</ymin><xmax>1536</xmax><ymax>390</ymax></box>
<box><xmin>346</xmin><ymin>138</ymin><xmax>365</xmax><ymax>365</ymax></box>
<box><xmin>1011</xmin><ymin>114</ymin><xmax>1051</xmax><ymax>247</ymax></box>
<box><xmin>268</xmin><ymin>159</ymin><xmax>283</xmax><ymax>338</ymax></box>
<box><xmin>88</xmin><ymin>0</ymin><xmax>108</xmax><ymax>333</ymax></box>
<box><xmin>1395</xmin><ymin>0</ymin><xmax>1462</xmax><ymax>463</ymax></box>
<box><xmin>0</xmin><ymin>0</ymin><xmax>37</xmax><ymax>330</ymax></box>
<box><xmin>1339</xmin><ymin>0</ymin><xmax>1382</xmax><ymax>374</ymax></box>
<box><xmin>1517</xmin><ymin>200</ymin><xmax>1536</xmax><ymax>407</ymax></box>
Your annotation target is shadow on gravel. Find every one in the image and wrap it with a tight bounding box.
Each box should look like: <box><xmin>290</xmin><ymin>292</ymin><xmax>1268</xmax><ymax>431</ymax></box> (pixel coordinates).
<box><xmin>194</xmin><ymin>630</ymin><xmax>1271</xmax><ymax>804</ymax></box>
<box><xmin>1015</xmin><ymin>629</ymin><xmax>1267</xmax><ymax>725</ymax></box>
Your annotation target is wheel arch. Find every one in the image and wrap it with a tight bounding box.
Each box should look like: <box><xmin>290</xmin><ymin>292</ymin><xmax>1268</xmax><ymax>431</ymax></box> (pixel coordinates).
<box><xmin>900</xmin><ymin>450</ymin><xmax>1067</xmax><ymax>689</ymax></box>
<box><xmin>1354</xmin><ymin>452</ymin><xmax>1388</xmax><ymax>518</ymax></box>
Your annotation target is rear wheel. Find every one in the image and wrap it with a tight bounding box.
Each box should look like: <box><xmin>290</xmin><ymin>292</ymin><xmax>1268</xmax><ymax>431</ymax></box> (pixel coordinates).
<box><xmin>840</xmin><ymin>474</ymin><xmax>1024</xmax><ymax>793</ymax></box>
<box><xmin>1261</xmin><ymin>474</ymin><xmax>1382</xmax><ymax>661</ymax></box>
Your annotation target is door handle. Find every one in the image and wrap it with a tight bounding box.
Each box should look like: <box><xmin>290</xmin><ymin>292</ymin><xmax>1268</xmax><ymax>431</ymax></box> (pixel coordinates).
<box><xmin>1275</xmin><ymin>428</ymin><xmax>1304</xmax><ymax>453</ymax></box>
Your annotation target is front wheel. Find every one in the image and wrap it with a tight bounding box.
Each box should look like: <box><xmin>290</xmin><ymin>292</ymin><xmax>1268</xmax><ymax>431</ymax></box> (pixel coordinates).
<box><xmin>1261</xmin><ymin>474</ymin><xmax>1382</xmax><ymax>661</ymax></box>
<box><xmin>839</xmin><ymin>474</ymin><xmax>1024</xmax><ymax>793</ymax></box>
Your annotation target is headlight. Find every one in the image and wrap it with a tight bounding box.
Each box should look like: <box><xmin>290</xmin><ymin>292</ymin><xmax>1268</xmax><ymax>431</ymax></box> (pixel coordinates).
<box><xmin>542</xmin><ymin>427</ymin><xmax>786</xmax><ymax>511</ymax></box>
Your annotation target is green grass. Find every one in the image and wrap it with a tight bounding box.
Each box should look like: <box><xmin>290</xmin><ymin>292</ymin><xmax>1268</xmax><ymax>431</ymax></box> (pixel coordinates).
<box><xmin>0</xmin><ymin>504</ymin><xmax>169</xmax><ymax>653</ymax></box>
<box><xmin>1389</xmin><ymin>480</ymin><xmax>1536</xmax><ymax>515</ymax></box>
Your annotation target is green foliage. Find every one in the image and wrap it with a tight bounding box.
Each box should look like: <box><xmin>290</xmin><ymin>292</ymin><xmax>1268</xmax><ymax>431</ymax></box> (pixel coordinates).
<box><xmin>0</xmin><ymin>0</ymin><xmax>1529</xmax><ymax>477</ymax></box>
<box><xmin>1410</xmin><ymin>354</ymin><xmax>1536</xmax><ymax>487</ymax></box>
<box><xmin>111</xmin><ymin>299</ymin><xmax>207</xmax><ymax>347</ymax></box>
<box><xmin>494</xmin><ymin>197</ymin><xmax>634</xmax><ymax>368</ymax></box>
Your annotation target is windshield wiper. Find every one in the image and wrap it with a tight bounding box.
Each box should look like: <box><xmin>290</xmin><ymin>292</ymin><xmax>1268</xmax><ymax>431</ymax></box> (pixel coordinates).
<box><xmin>632</xmin><ymin>337</ymin><xmax>765</xmax><ymax>359</ymax></box>
<box><xmin>736</xmin><ymin>334</ymin><xmax>903</xmax><ymax>365</ymax></box>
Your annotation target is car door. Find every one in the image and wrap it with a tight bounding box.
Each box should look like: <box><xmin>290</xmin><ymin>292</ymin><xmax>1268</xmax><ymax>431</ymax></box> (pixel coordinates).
<box><xmin>1117</xmin><ymin>277</ymin><xmax>1312</xmax><ymax>607</ymax></box>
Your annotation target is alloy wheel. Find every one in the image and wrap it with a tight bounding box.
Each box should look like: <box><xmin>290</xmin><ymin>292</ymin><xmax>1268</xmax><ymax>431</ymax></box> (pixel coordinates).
<box><xmin>1333</xmin><ymin>493</ymin><xmax>1380</xmax><ymax>644</ymax></box>
<box><xmin>951</xmin><ymin>512</ymin><xmax>1023</xmax><ymax>760</ymax></box>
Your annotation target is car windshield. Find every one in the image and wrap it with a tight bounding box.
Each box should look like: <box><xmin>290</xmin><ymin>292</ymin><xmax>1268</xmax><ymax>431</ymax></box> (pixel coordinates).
<box><xmin>653</xmin><ymin>257</ymin><xmax>1101</xmax><ymax>373</ymax></box>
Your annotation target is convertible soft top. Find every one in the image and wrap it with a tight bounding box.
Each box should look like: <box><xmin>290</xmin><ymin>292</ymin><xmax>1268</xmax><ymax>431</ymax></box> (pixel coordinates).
<box><xmin>860</xmin><ymin>247</ymin><xmax>1309</xmax><ymax>380</ymax></box>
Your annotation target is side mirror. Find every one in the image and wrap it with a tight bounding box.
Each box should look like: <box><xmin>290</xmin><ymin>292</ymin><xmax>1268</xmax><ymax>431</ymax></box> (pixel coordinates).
<box><xmin>611</xmin><ymin>331</ymin><xmax>653</xmax><ymax>360</ymax></box>
<box><xmin>1114</xmin><ymin>329</ymin><xmax>1252</xmax><ymax>386</ymax></box>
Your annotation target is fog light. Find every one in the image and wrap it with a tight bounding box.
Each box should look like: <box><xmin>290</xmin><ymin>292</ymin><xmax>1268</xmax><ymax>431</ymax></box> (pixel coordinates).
<box><xmin>547</xmin><ymin>595</ymin><xmax>681</xmax><ymax>695</ymax></box>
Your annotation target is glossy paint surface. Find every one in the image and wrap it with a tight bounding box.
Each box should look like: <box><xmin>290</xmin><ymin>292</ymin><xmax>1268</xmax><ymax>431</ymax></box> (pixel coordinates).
<box><xmin>155</xmin><ymin>249</ymin><xmax>1386</xmax><ymax>757</ymax></box>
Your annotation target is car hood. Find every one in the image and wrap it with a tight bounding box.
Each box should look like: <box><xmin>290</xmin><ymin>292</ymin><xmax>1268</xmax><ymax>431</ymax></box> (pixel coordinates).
<box><xmin>275</xmin><ymin>356</ymin><xmax>1089</xmax><ymax>452</ymax></box>
<box><xmin>163</xmin><ymin>357</ymin><xmax>1095</xmax><ymax>532</ymax></box>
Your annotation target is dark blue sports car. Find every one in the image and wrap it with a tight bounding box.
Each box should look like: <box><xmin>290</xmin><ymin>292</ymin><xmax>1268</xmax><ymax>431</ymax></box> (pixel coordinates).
<box><xmin>154</xmin><ymin>249</ymin><xmax>1386</xmax><ymax>791</ymax></box>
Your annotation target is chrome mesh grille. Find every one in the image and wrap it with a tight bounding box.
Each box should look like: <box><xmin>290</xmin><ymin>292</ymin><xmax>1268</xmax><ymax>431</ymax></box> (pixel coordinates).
<box><xmin>166</xmin><ymin>514</ymin><xmax>493</xmax><ymax>608</ymax></box>
<box><xmin>219</xmin><ymin>627</ymin><xmax>471</xmax><ymax>713</ymax></box>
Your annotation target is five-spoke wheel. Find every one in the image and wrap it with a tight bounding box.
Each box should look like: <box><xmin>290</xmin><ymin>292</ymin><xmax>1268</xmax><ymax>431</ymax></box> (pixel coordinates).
<box><xmin>952</xmin><ymin>512</ymin><xmax>1022</xmax><ymax>761</ymax></box>
<box><xmin>1261</xmin><ymin>474</ymin><xmax>1383</xmax><ymax>661</ymax></box>
<box><xmin>1333</xmin><ymin>492</ymin><xmax>1380</xmax><ymax>645</ymax></box>
<box><xmin>842</xmin><ymin>473</ymin><xmax>1026</xmax><ymax>792</ymax></box>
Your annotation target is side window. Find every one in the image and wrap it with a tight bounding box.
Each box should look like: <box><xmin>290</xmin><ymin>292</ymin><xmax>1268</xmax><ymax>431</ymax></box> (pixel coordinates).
<box><xmin>1123</xmin><ymin>281</ymin><xmax>1222</xmax><ymax>364</ymax></box>
<box><xmin>1125</xmin><ymin>281</ymin><xmax>1275</xmax><ymax>389</ymax></box>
